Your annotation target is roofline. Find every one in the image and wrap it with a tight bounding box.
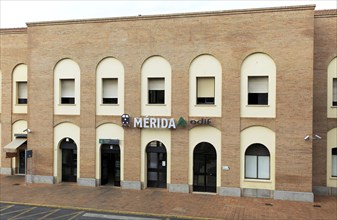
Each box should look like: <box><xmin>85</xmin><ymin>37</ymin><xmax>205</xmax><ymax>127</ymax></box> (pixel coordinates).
<box><xmin>26</xmin><ymin>4</ymin><xmax>316</xmax><ymax>27</ymax></box>
<box><xmin>314</xmin><ymin>9</ymin><xmax>337</xmax><ymax>18</ymax></box>
<box><xmin>0</xmin><ymin>28</ymin><xmax>27</xmax><ymax>35</ymax></box>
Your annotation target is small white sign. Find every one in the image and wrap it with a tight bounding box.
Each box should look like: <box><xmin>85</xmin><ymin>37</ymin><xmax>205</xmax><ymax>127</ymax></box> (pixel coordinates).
<box><xmin>222</xmin><ymin>166</ymin><xmax>230</xmax><ymax>171</ymax></box>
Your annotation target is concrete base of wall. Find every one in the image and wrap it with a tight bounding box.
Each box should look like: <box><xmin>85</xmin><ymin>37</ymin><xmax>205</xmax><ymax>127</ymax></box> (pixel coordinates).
<box><xmin>313</xmin><ymin>186</ymin><xmax>337</xmax><ymax>196</ymax></box>
<box><xmin>219</xmin><ymin>187</ymin><xmax>241</xmax><ymax>197</ymax></box>
<box><xmin>26</xmin><ymin>175</ymin><xmax>54</xmax><ymax>184</ymax></box>
<box><xmin>77</xmin><ymin>178</ymin><xmax>96</xmax><ymax>187</ymax></box>
<box><xmin>274</xmin><ymin>190</ymin><xmax>314</xmax><ymax>202</ymax></box>
<box><xmin>168</xmin><ymin>184</ymin><xmax>189</xmax><ymax>193</ymax></box>
<box><xmin>121</xmin><ymin>181</ymin><xmax>141</xmax><ymax>190</ymax></box>
<box><xmin>0</xmin><ymin>167</ymin><xmax>12</xmax><ymax>175</ymax></box>
<box><xmin>242</xmin><ymin>188</ymin><xmax>272</xmax><ymax>198</ymax></box>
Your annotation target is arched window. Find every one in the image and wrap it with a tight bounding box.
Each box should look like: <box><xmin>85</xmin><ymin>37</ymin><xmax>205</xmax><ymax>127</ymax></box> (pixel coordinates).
<box><xmin>241</xmin><ymin>53</ymin><xmax>276</xmax><ymax>118</ymax></box>
<box><xmin>12</xmin><ymin>64</ymin><xmax>28</xmax><ymax>114</ymax></box>
<box><xmin>327</xmin><ymin>57</ymin><xmax>337</xmax><ymax>118</ymax></box>
<box><xmin>96</xmin><ymin>57</ymin><xmax>125</xmax><ymax>116</ymax></box>
<box><xmin>54</xmin><ymin>58</ymin><xmax>80</xmax><ymax>115</ymax></box>
<box><xmin>332</xmin><ymin>148</ymin><xmax>337</xmax><ymax>177</ymax></box>
<box><xmin>141</xmin><ymin>56</ymin><xmax>171</xmax><ymax>116</ymax></box>
<box><xmin>245</xmin><ymin>144</ymin><xmax>270</xmax><ymax>180</ymax></box>
<box><xmin>189</xmin><ymin>54</ymin><xmax>222</xmax><ymax>117</ymax></box>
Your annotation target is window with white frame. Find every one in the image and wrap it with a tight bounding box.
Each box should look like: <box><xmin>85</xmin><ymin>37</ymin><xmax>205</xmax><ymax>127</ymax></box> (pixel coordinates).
<box><xmin>102</xmin><ymin>78</ymin><xmax>118</xmax><ymax>104</ymax></box>
<box><xmin>332</xmin><ymin>148</ymin><xmax>337</xmax><ymax>177</ymax></box>
<box><xmin>60</xmin><ymin>79</ymin><xmax>75</xmax><ymax>104</ymax></box>
<box><xmin>333</xmin><ymin>78</ymin><xmax>337</xmax><ymax>106</ymax></box>
<box><xmin>248</xmin><ymin>76</ymin><xmax>268</xmax><ymax>105</ymax></box>
<box><xmin>197</xmin><ymin>77</ymin><xmax>215</xmax><ymax>104</ymax></box>
<box><xmin>245</xmin><ymin>144</ymin><xmax>270</xmax><ymax>179</ymax></box>
<box><xmin>148</xmin><ymin>78</ymin><xmax>165</xmax><ymax>104</ymax></box>
<box><xmin>17</xmin><ymin>82</ymin><xmax>27</xmax><ymax>104</ymax></box>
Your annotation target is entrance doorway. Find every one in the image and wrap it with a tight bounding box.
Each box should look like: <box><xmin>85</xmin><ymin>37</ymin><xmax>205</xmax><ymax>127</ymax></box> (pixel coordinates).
<box><xmin>60</xmin><ymin>138</ymin><xmax>77</xmax><ymax>182</ymax></box>
<box><xmin>18</xmin><ymin>150</ymin><xmax>26</xmax><ymax>174</ymax></box>
<box><xmin>101</xmin><ymin>144</ymin><xmax>120</xmax><ymax>186</ymax></box>
<box><xmin>146</xmin><ymin>141</ymin><xmax>167</xmax><ymax>188</ymax></box>
<box><xmin>193</xmin><ymin>142</ymin><xmax>217</xmax><ymax>193</ymax></box>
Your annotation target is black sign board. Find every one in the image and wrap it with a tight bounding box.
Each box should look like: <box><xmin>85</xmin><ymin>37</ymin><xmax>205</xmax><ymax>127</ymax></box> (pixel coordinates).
<box><xmin>26</xmin><ymin>150</ymin><xmax>33</xmax><ymax>158</ymax></box>
<box><xmin>99</xmin><ymin>139</ymin><xmax>119</xmax><ymax>145</ymax></box>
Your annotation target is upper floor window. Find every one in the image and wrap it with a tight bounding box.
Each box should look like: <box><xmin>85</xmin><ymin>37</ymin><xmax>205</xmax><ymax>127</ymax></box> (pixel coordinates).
<box><xmin>245</xmin><ymin>144</ymin><xmax>270</xmax><ymax>180</ymax></box>
<box><xmin>332</xmin><ymin>148</ymin><xmax>337</xmax><ymax>177</ymax></box>
<box><xmin>189</xmin><ymin>54</ymin><xmax>222</xmax><ymax>117</ymax></box>
<box><xmin>240</xmin><ymin>53</ymin><xmax>276</xmax><ymax>118</ymax></box>
<box><xmin>197</xmin><ymin>77</ymin><xmax>215</xmax><ymax>105</ymax></box>
<box><xmin>248</xmin><ymin>76</ymin><xmax>268</xmax><ymax>105</ymax></box>
<box><xmin>54</xmin><ymin>59</ymin><xmax>80</xmax><ymax>115</ymax></box>
<box><xmin>12</xmin><ymin>64</ymin><xmax>28</xmax><ymax>114</ymax></box>
<box><xmin>60</xmin><ymin>79</ymin><xmax>75</xmax><ymax>104</ymax></box>
<box><xmin>141</xmin><ymin>56</ymin><xmax>171</xmax><ymax>116</ymax></box>
<box><xmin>328</xmin><ymin>57</ymin><xmax>337</xmax><ymax>118</ymax></box>
<box><xmin>17</xmin><ymin>82</ymin><xmax>27</xmax><ymax>104</ymax></box>
<box><xmin>102</xmin><ymin>78</ymin><xmax>118</xmax><ymax>104</ymax></box>
<box><xmin>333</xmin><ymin>78</ymin><xmax>337</xmax><ymax>106</ymax></box>
<box><xmin>148</xmin><ymin>78</ymin><xmax>165</xmax><ymax>104</ymax></box>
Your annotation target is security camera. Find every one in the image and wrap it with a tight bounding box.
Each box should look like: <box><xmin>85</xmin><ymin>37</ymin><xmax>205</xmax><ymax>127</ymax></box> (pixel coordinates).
<box><xmin>23</xmin><ymin>128</ymin><xmax>31</xmax><ymax>133</ymax></box>
<box><xmin>304</xmin><ymin>135</ymin><xmax>310</xmax><ymax>141</ymax></box>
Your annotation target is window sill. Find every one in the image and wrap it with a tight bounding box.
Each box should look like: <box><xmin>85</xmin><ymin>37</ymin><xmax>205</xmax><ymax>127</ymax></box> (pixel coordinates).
<box><xmin>194</xmin><ymin>104</ymin><xmax>216</xmax><ymax>107</ymax></box>
<box><xmin>59</xmin><ymin>104</ymin><xmax>76</xmax><ymax>106</ymax></box>
<box><xmin>146</xmin><ymin>104</ymin><xmax>166</xmax><ymax>106</ymax></box>
<box><xmin>244</xmin><ymin>178</ymin><xmax>272</xmax><ymax>183</ymax></box>
<box><xmin>330</xmin><ymin>106</ymin><xmax>337</xmax><ymax>108</ymax></box>
<box><xmin>329</xmin><ymin>177</ymin><xmax>337</xmax><ymax>180</ymax></box>
<box><xmin>100</xmin><ymin>104</ymin><xmax>120</xmax><ymax>106</ymax></box>
<box><xmin>246</xmin><ymin>105</ymin><xmax>270</xmax><ymax>107</ymax></box>
<box><xmin>15</xmin><ymin>104</ymin><xmax>27</xmax><ymax>106</ymax></box>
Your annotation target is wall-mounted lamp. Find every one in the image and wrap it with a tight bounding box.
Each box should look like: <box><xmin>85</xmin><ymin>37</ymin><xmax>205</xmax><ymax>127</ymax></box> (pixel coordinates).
<box><xmin>23</xmin><ymin>128</ymin><xmax>31</xmax><ymax>133</ymax></box>
<box><xmin>304</xmin><ymin>135</ymin><xmax>310</xmax><ymax>141</ymax></box>
<box><xmin>313</xmin><ymin>134</ymin><xmax>322</xmax><ymax>140</ymax></box>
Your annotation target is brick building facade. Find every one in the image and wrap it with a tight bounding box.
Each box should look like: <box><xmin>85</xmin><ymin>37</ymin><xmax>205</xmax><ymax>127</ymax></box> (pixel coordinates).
<box><xmin>0</xmin><ymin>5</ymin><xmax>336</xmax><ymax>202</ymax></box>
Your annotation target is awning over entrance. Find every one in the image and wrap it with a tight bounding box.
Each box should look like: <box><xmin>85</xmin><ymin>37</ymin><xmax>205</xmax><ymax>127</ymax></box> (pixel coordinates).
<box><xmin>3</xmin><ymin>138</ymin><xmax>27</xmax><ymax>153</ymax></box>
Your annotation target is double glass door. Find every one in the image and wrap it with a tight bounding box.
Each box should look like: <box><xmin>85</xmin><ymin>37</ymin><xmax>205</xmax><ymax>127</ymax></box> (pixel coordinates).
<box><xmin>101</xmin><ymin>145</ymin><xmax>120</xmax><ymax>186</ymax></box>
<box><xmin>193</xmin><ymin>142</ymin><xmax>217</xmax><ymax>193</ymax></box>
<box><xmin>146</xmin><ymin>141</ymin><xmax>167</xmax><ymax>188</ymax></box>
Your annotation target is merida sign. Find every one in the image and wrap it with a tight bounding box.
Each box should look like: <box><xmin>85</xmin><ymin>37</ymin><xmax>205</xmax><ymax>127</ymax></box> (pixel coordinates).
<box><xmin>134</xmin><ymin>117</ymin><xmax>176</xmax><ymax>129</ymax></box>
<box><xmin>122</xmin><ymin>114</ymin><xmax>211</xmax><ymax>129</ymax></box>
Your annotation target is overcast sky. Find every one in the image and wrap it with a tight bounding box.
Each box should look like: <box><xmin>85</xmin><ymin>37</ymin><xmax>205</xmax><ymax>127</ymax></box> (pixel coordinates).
<box><xmin>1</xmin><ymin>0</ymin><xmax>336</xmax><ymax>28</ymax></box>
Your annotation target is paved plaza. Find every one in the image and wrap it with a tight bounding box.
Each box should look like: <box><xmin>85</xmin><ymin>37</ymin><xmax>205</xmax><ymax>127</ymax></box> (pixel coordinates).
<box><xmin>0</xmin><ymin>175</ymin><xmax>336</xmax><ymax>219</ymax></box>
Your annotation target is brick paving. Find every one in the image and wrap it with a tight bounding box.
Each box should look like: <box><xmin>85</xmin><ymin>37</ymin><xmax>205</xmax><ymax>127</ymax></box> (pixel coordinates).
<box><xmin>0</xmin><ymin>175</ymin><xmax>336</xmax><ymax>220</ymax></box>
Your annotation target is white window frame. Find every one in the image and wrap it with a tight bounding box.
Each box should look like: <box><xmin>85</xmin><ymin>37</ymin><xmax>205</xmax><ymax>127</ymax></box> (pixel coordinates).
<box><xmin>102</xmin><ymin>78</ymin><xmax>118</xmax><ymax>104</ymax></box>
<box><xmin>60</xmin><ymin>79</ymin><xmax>75</xmax><ymax>104</ymax></box>
<box><xmin>17</xmin><ymin>81</ymin><xmax>27</xmax><ymax>104</ymax></box>
<box><xmin>196</xmin><ymin>77</ymin><xmax>215</xmax><ymax>105</ymax></box>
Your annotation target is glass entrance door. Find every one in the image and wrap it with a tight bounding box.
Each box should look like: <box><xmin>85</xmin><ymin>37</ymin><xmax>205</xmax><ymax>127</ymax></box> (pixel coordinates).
<box><xmin>60</xmin><ymin>138</ymin><xmax>77</xmax><ymax>183</ymax></box>
<box><xmin>62</xmin><ymin>149</ymin><xmax>77</xmax><ymax>182</ymax></box>
<box><xmin>18</xmin><ymin>150</ymin><xmax>26</xmax><ymax>174</ymax></box>
<box><xmin>193</xmin><ymin>142</ymin><xmax>217</xmax><ymax>193</ymax></box>
<box><xmin>146</xmin><ymin>141</ymin><xmax>167</xmax><ymax>188</ymax></box>
<box><xmin>101</xmin><ymin>145</ymin><xmax>120</xmax><ymax>186</ymax></box>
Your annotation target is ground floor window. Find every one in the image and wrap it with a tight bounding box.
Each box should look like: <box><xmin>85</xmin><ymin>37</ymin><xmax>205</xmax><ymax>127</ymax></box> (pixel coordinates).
<box><xmin>332</xmin><ymin>148</ymin><xmax>337</xmax><ymax>177</ymax></box>
<box><xmin>193</xmin><ymin>142</ymin><xmax>217</xmax><ymax>193</ymax></box>
<box><xmin>245</xmin><ymin>144</ymin><xmax>270</xmax><ymax>180</ymax></box>
<box><xmin>146</xmin><ymin>141</ymin><xmax>167</xmax><ymax>188</ymax></box>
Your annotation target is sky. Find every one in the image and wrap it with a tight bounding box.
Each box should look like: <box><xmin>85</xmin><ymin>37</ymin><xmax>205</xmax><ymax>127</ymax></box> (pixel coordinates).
<box><xmin>0</xmin><ymin>0</ymin><xmax>336</xmax><ymax>28</ymax></box>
